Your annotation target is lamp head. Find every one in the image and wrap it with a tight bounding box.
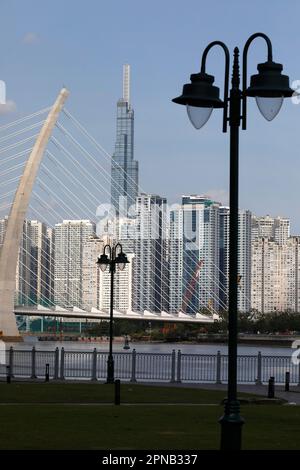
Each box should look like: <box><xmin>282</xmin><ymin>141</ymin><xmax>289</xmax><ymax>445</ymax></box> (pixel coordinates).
<box><xmin>115</xmin><ymin>251</ymin><xmax>129</xmax><ymax>271</ymax></box>
<box><xmin>173</xmin><ymin>72</ymin><xmax>224</xmax><ymax>108</ymax></box>
<box><xmin>246</xmin><ymin>60</ymin><xmax>294</xmax><ymax>121</ymax></box>
<box><xmin>97</xmin><ymin>253</ymin><xmax>110</xmax><ymax>272</ymax></box>
<box><xmin>173</xmin><ymin>72</ymin><xmax>224</xmax><ymax>129</ymax></box>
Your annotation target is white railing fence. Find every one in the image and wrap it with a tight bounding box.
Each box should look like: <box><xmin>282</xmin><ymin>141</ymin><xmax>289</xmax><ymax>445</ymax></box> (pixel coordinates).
<box><xmin>1</xmin><ymin>347</ymin><xmax>299</xmax><ymax>385</ymax></box>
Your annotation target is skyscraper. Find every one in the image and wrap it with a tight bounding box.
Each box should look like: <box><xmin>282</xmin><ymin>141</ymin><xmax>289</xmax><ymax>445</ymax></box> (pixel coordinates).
<box><xmin>82</xmin><ymin>235</ymin><xmax>135</xmax><ymax>312</ymax></box>
<box><xmin>219</xmin><ymin>208</ymin><xmax>252</xmax><ymax>313</ymax></box>
<box><xmin>111</xmin><ymin>64</ymin><xmax>139</xmax><ymax>215</ymax></box>
<box><xmin>0</xmin><ymin>218</ymin><xmax>53</xmax><ymax>306</ymax></box>
<box><xmin>54</xmin><ymin>220</ymin><xmax>96</xmax><ymax>308</ymax></box>
<box><xmin>169</xmin><ymin>196</ymin><xmax>220</xmax><ymax>314</ymax></box>
<box><xmin>133</xmin><ymin>194</ymin><xmax>168</xmax><ymax>312</ymax></box>
<box><xmin>251</xmin><ymin>215</ymin><xmax>290</xmax><ymax>244</ymax></box>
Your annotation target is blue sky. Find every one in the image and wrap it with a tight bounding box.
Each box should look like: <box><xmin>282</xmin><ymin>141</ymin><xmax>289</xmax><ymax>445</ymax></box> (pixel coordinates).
<box><xmin>1</xmin><ymin>0</ymin><xmax>300</xmax><ymax>230</ymax></box>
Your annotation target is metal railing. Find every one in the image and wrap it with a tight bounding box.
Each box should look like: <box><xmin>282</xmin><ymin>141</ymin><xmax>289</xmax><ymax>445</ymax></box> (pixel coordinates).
<box><xmin>1</xmin><ymin>347</ymin><xmax>300</xmax><ymax>385</ymax></box>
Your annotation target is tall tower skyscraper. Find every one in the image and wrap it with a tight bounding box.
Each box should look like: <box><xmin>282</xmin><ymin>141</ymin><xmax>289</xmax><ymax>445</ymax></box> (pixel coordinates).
<box><xmin>111</xmin><ymin>64</ymin><xmax>139</xmax><ymax>215</ymax></box>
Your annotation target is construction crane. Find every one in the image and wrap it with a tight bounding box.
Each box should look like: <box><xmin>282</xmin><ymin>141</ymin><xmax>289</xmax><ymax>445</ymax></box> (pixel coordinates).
<box><xmin>181</xmin><ymin>259</ymin><xmax>204</xmax><ymax>313</ymax></box>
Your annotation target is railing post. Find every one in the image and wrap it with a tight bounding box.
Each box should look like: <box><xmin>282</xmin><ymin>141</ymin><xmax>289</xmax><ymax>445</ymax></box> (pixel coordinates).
<box><xmin>256</xmin><ymin>351</ymin><xmax>262</xmax><ymax>385</ymax></box>
<box><xmin>60</xmin><ymin>347</ymin><xmax>65</xmax><ymax>380</ymax></box>
<box><xmin>268</xmin><ymin>376</ymin><xmax>275</xmax><ymax>398</ymax></box>
<box><xmin>9</xmin><ymin>346</ymin><xmax>14</xmax><ymax>378</ymax></box>
<box><xmin>6</xmin><ymin>365</ymin><xmax>11</xmax><ymax>384</ymax></box>
<box><xmin>31</xmin><ymin>346</ymin><xmax>36</xmax><ymax>379</ymax></box>
<box><xmin>115</xmin><ymin>379</ymin><xmax>121</xmax><ymax>405</ymax></box>
<box><xmin>176</xmin><ymin>350</ymin><xmax>182</xmax><ymax>383</ymax></box>
<box><xmin>91</xmin><ymin>348</ymin><xmax>97</xmax><ymax>381</ymax></box>
<box><xmin>54</xmin><ymin>347</ymin><xmax>59</xmax><ymax>380</ymax></box>
<box><xmin>45</xmin><ymin>363</ymin><xmax>50</xmax><ymax>382</ymax></box>
<box><xmin>170</xmin><ymin>349</ymin><xmax>176</xmax><ymax>383</ymax></box>
<box><xmin>285</xmin><ymin>371</ymin><xmax>290</xmax><ymax>392</ymax></box>
<box><xmin>298</xmin><ymin>361</ymin><xmax>300</xmax><ymax>387</ymax></box>
<box><xmin>216</xmin><ymin>350</ymin><xmax>222</xmax><ymax>384</ymax></box>
<box><xmin>130</xmin><ymin>349</ymin><xmax>137</xmax><ymax>383</ymax></box>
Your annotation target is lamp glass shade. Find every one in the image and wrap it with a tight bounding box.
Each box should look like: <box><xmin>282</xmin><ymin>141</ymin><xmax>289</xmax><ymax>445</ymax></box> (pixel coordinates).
<box><xmin>118</xmin><ymin>262</ymin><xmax>126</xmax><ymax>271</ymax></box>
<box><xmin>99</xmin><ymin>263</ymin><xmax>108</xmax><ymax>272</ymax></box>
<box><xmin>255</xmin><ymin>96</ymin><xmax>283</xmax><ymax>121</ymax></box>
<box><xmin>186</xmin><ymin>105</ymin><xmax>213</xmax><ymax>129</ymax></box>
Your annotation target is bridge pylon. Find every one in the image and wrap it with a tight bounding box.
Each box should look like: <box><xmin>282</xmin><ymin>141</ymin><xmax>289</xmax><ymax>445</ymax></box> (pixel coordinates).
<box><xmin>0</xmin><ymin>88</ymin><xmax>69</xmax><ymax>341</ymax></box>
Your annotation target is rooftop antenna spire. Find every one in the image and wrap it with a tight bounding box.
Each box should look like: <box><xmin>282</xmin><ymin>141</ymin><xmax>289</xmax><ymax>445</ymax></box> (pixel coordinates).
<box><xmin>123</xmin><ymin>64</ymin><xmax>130</xmax><ymax>103</ymax></box>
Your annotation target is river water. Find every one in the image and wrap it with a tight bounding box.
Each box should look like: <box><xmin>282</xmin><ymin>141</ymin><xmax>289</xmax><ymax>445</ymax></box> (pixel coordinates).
<box><xmin>8</xmin><ymin>339</ymin><xmax>295</xmax><ymax>356</ymax></box>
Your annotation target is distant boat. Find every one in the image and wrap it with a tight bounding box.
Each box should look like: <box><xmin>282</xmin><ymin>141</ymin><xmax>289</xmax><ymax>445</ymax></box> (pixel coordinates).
<box><xmin>123</xmin><ymin>336</ymin><xmax>130</xmax><ymax>350</ymax></box>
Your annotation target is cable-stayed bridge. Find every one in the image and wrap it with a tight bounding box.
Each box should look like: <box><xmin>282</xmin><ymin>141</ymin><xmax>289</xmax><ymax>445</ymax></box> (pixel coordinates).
<box><xmin>0</xmin><ymin>88</ymin><xmax>249</xmax><ymax>339</ymax></box>
<box><xmin>13</xmin><ymin>305</ymin><xmax>215</xmax><ymax>324</ymax></box>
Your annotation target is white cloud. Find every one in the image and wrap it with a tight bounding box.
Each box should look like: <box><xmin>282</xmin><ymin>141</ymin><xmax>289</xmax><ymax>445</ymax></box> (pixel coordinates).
<box><xmin>22</xmin><ymin>32</ymin><xmax>39</xmax><ymax>45</ymax></box>
<box><xmin>0</xmin><ymin>100</ymin><xmax>17</xmax><ymax>115</ymax></box>
<box><xmin>206</xmin><ymin>189</ymin><xmax>229</xmax><ymax>205</ymax></box>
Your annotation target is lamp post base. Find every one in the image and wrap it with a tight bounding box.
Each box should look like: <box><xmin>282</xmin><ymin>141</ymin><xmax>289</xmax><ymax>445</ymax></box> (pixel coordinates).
<box><xmin>219</xmin><ymin>399</ymin><xmax>244</xmax><ymax>450</ymax></box>
<box><xmin>106</xmin><ymin>356</ymin><xmax>114</xmax><ymax>384</ymax></box>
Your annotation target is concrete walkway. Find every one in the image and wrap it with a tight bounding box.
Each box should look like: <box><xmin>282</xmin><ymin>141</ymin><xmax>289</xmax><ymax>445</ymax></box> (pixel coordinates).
<box><xmin>142</xmin><ymin>381</ymin><xmax>300</xmax><ymax>404</ymax></box>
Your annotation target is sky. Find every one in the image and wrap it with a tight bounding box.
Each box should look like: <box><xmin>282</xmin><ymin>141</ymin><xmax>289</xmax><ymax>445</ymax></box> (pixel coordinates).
<box><xmin>1</xmin><ymin>0</ymin><xmax>300</xmax><ymax>231</ymax></box>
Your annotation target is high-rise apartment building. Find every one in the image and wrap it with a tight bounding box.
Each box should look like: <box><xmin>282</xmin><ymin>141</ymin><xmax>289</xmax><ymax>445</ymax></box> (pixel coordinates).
<box><xmin>111</xmin><ymin>64</ymin><xmax>139</xmax><ymax>215</ymax></box>
<box><xmin>252</xmin><ymin>215</ymin><xmax>290</xmax><ymax>244</ymax></box>
<box><xmin>1</xmin><ymin>218</ymin><xmax>53</xmax><ymax>306</ymax></box>
<box><xmin>133</xmin><ymin>194</ymin><xmax>168</xmax><ymax>312</ymax></box>
<box><xmin>251</xmin><ymin>236</ymin><xmax>300</xmax><ymax>313</ymax></box>
<box><xmin>54</xmin><ymin>220</ymin><xmax>96</xmax><ymax>308</ymax></box>
<box><xmin>169</xmin><ymin>196</ymin><xmax>220</xmax><ymax>314</ymax></box>
<box><xmin>82</xmin><ymin>235</ymin><xmax>134</xmax><ymax>312</ymax></box>
<box><xmin>219</xmin><ymin>208</ymin><xmax>252</xmax><ymax>313</ymax></box>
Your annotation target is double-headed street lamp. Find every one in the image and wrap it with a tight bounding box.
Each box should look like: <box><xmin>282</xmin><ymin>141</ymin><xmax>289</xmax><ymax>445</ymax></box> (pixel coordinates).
<box><xmin>97</xmin><ymin>243</ymin><xmax>129</xmax><ymax>384</ymax></box>
<box><xmin>173</xmin><ymin>32</ymin><xmax>293</xmax><ymax>450</ymax></box>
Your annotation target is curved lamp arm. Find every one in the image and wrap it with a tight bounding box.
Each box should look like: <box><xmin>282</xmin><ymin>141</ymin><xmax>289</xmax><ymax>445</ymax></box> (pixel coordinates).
<box><xmin>242</xmin><ymin>32</ymin><xmax>273</xmax><ymax>129</ymax></box>
<box><xmin>114</xmin><ymin>242</ymin><xmax>123</xmax><ymax>259</ymax></box>
<box><xmin>201</xmin><ymin>41</ymin><xmax>230</xmax><ymax>132</ymax></box>
<box><xmin>114</xmin><ymin>242</ymin><xmax>123</xmax><ymax>253</ymax></box>
<box><xmin>103</xmin><ymin>244</ymin><xmax>112</xmax><ymax>260</ymax></box>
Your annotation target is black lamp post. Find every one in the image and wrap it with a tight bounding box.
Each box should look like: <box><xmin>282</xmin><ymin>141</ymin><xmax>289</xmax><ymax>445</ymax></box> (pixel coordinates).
<box><xmin>173</xmin><ymin>32</ymin><xmax>293</xmax><ymax>450</ymax></box>
<box><xmin>97</xmin><ymin>243</ymin><xmax>129</xmax><ymax>384</ymax></box>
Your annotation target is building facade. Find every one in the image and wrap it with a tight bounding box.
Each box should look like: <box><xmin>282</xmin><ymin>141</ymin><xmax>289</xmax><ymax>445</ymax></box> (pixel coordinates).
<box><xmin>0</xmin><ymin>218</ymin><xmax>52</xmax><ymax>306</ymax></box>
<box><xmin>169</xmin><ymin>196</ymin><xmax>220</xmax><ymax>314</ymax></box>
<box><xmin>252</xmin><ymin>215</ymin><xmax>290</xmax><ymax>244</ymax></box>
<box><xmin>251</xmin><ymin>236</ymin><xmax>300</xmax><ymax>313</ymax></box>
<box><xmin>219</xmin><ymin>208</ymin><xmax>252</xmax><ymax>313</ymax></box>
<box><xmin>54</xmin><ymin>220</ymin><xmax>96</xmax><ymax>308</ymax></box>
<box><xmin>82</xmin><ymin>235</ymin><xmax>134</xmax><ymax>312</ymax></box>
<box><xmin>133</xmin><ymin>194</ymin><xmax>168</xmax><ymax>312</ymax></box>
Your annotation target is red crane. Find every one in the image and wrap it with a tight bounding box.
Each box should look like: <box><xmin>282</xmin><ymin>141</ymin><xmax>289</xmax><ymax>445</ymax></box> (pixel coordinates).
<box><xmin>181</xmin><ymin>259</ymin><xmax>204</xmax><ymax>313</ymax></box>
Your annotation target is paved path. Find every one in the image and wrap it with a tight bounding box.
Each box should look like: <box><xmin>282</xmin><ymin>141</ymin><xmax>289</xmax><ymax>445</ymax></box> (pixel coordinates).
<box><xmin>142</xmin><ymin>382</ymin><xmax>300</xmax><ymax>404</ymax></box>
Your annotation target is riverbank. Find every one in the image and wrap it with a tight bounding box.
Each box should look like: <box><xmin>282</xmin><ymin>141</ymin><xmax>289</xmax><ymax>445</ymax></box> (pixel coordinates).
<box><xmin>22</xmin><ymin>333</ymin><xmax>300</xmax><ymax>347</ymax></box>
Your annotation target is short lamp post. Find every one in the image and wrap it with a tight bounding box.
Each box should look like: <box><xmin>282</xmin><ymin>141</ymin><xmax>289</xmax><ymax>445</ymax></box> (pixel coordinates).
<box><xmin>97</xmin><ymin>243</ymin><xmax>129</xmax><ymax>384</ymax></box>
<box><xmin>173</xmin><ymin>32</ymin><xmax>293</xmax><ymax>450</ymax></box>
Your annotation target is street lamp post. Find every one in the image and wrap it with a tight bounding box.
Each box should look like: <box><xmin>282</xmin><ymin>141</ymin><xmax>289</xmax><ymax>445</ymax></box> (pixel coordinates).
<box><xmin>97</xmin><ymin>243</ymin><xmax>129</xmax><ymax>384</ymax></box>
<box><xmin>173</xmin><ymin>32</ymin><xmax>293</xmax><ymax>450</ymax></box>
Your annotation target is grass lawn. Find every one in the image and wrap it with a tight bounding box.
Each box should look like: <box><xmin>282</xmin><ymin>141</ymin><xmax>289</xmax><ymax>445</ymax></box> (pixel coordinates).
<box><xmin>0</xmin><ymin>382</ymin><xmax>260</xmax><ymax>404</ymax></box>
<box><xmin>0</xmin><ymin>382</ymin><xmax>298</xmax><ymax>450</ymax></box>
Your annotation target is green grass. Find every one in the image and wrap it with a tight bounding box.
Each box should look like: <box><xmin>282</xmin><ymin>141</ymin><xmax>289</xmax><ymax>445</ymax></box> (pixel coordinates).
<box><xmin>0</xmin><ymin>404</ymin><xmax>300</xmax><ymax>449</ymax></box>
<box><xmin>0</xmin><ymin>382</ymin><xmax>259</xmax><ymax>404</ymax></box>
<box><xmin>0</xmin><ymin>382</ymin><xmax>298</xmax><ymax>450</ymax></box>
